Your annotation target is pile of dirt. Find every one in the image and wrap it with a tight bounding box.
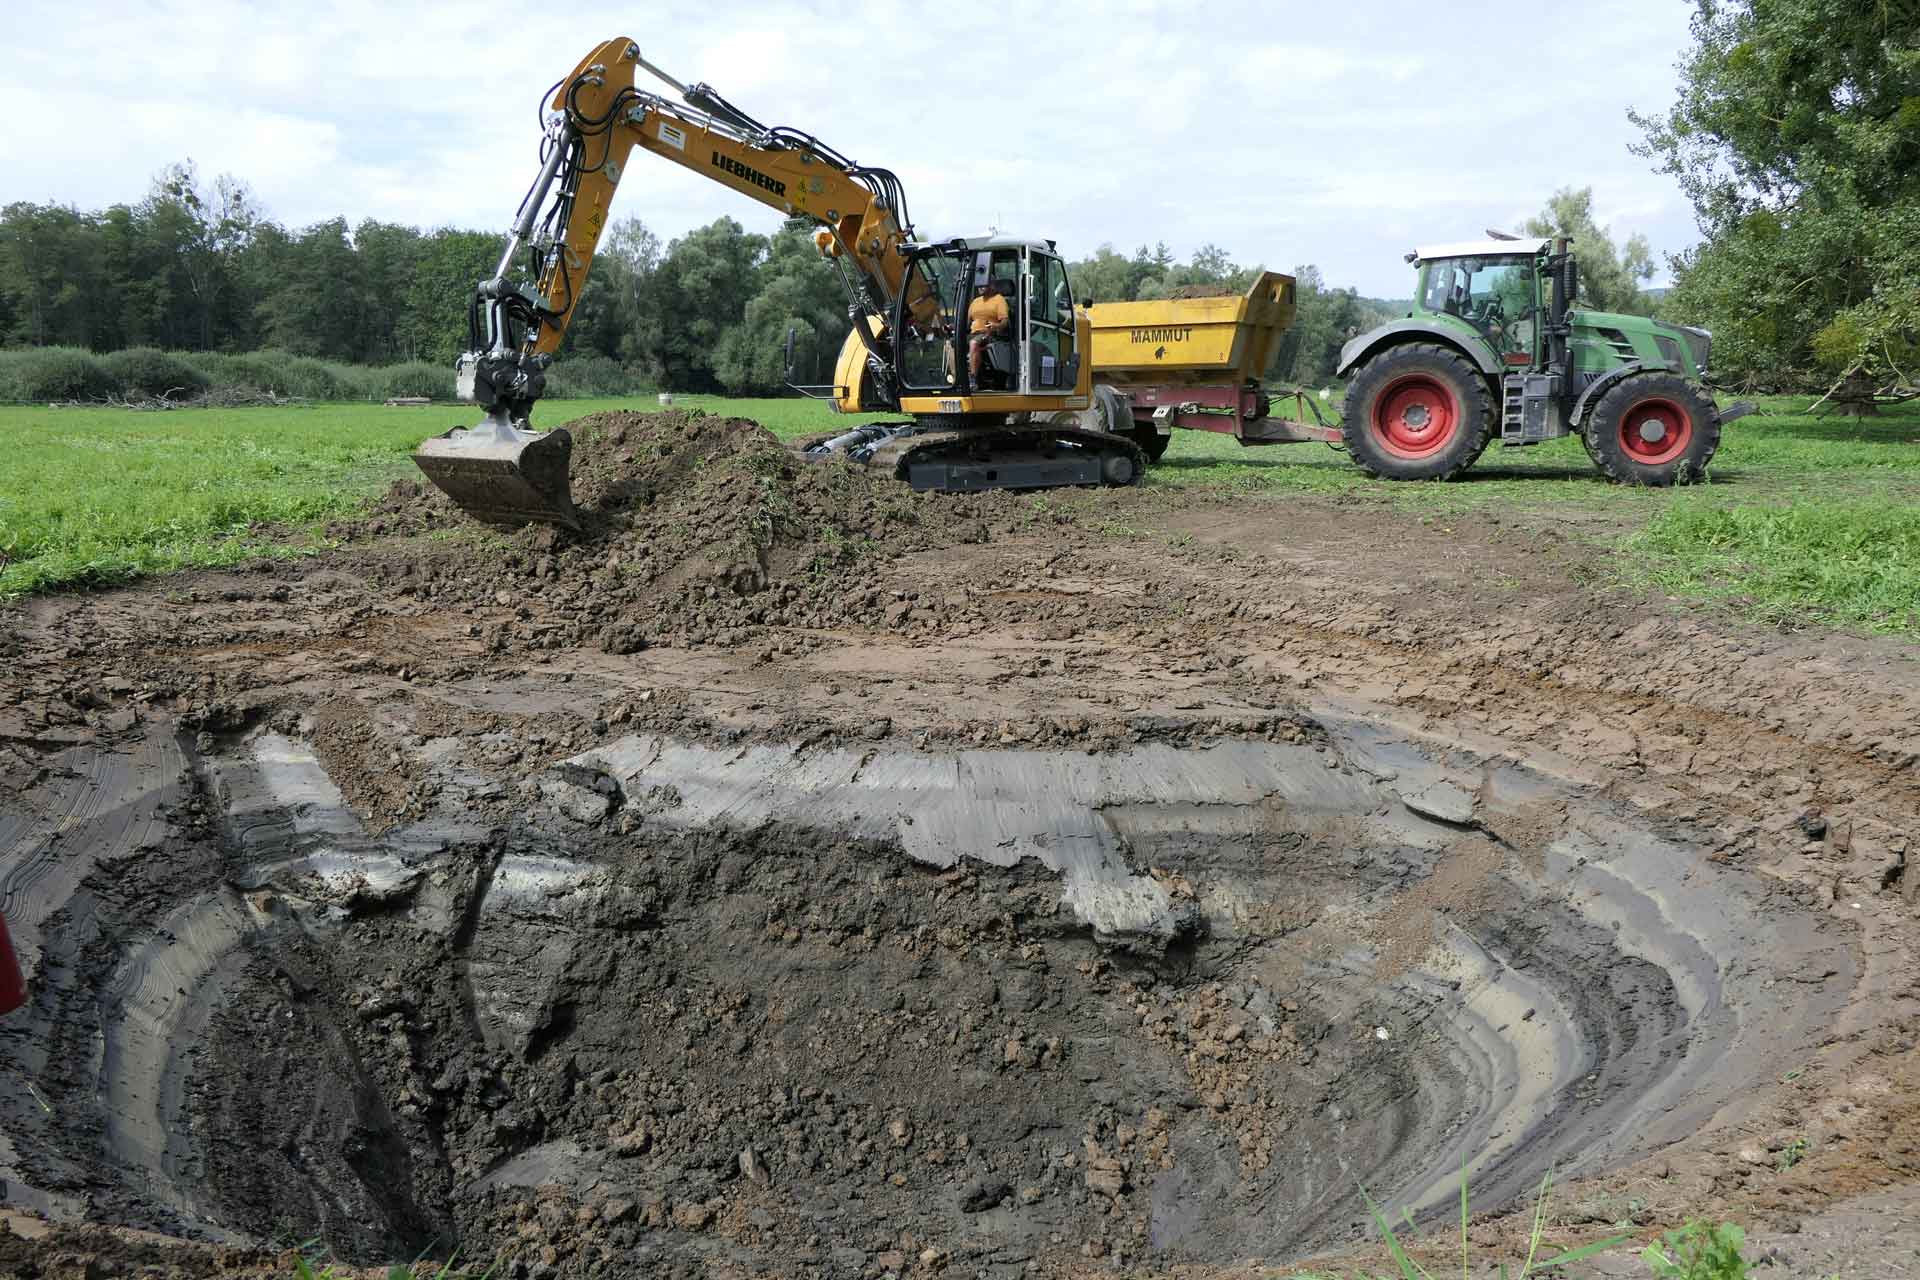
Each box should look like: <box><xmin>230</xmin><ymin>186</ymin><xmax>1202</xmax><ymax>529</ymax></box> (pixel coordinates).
<box><xmin>337</xmin><ymin>410</ymin><xmax>1025</xmax><ymax>654</ymax></box>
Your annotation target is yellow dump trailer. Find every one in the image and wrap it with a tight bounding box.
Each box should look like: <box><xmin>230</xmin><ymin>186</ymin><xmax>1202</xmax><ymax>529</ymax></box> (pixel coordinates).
<box><xmin>1086</xmin><ymin>271</ymin><xmax>1339</xmax><ymax>459</ymax></box>
<box><xmin>1089</xmin><ymin>272</ymin><xmax>1296</xmax><ymax>384</ymax></box>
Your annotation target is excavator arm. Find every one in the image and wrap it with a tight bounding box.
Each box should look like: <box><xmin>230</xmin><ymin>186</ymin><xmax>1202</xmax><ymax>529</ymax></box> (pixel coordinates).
<box><xmin>416</xmin><ymin>36</ymin><xmax>920</xmax><ymax>528</ymax></box>
<box><xmin>518</xmin><ymin>39</ymin><xmax>916</xmax><ymax>359</ymax></box>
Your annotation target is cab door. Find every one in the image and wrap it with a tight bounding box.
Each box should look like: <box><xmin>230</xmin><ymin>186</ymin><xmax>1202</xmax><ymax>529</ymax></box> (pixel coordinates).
<box><xmin>1022</xmin><ymin>249</ymin><xmax>1078</xmax><ymax>393</ymax></box>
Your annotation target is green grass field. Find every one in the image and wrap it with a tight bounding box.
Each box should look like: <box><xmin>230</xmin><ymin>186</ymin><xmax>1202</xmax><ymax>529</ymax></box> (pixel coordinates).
<box><xmin>0</xmin><ymin>396</ymin><xmax>889</xmax><ymax>597</ymax></box>
<box><xmin>2</xmin><ymin>393</ymin><xmax>1916</xmax><ymax>636</ymax></box>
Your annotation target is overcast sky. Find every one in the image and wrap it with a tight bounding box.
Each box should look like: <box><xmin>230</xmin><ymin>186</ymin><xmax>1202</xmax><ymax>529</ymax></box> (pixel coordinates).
<box><xmin>5</xmin><ymin>0</ymin><xmax>1701</xmax><ymax>298</ymax></box>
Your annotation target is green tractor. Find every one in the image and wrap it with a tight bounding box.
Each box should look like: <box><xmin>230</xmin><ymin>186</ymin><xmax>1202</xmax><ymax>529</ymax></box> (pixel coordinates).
<box><xmin>1336</xmin><ymin>236</ymin><xmax>1752</xmax><ymax>485</ymax></box>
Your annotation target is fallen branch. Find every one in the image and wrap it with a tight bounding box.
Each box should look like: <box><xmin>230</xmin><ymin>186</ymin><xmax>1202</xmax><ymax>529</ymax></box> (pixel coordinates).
<box><xmin>1807</xmin><ymin>367</ymin><xmax>1916</xmax><ymax>416</ymax></box>
<box><xmin>85</xmin><ymin>386</ymin><xmax>305</xmax><ymax>411</ymax></box>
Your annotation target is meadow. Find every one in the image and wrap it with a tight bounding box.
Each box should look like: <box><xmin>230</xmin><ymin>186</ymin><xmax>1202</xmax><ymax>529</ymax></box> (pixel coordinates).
<box><xmin>1</xmin><ymin>394</ymin><xmax>1915</xmax><ymax>636</ymax></box>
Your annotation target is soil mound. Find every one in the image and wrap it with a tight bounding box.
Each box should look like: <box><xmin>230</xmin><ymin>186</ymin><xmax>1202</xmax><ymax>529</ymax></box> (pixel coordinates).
<box><xmin>561</xmin><ymin>408</ymin><xmax>965</xmax><ymax>590</ymax></box>
<box><xmin>350</xmin><ymin>409</ymin><xmax>1008</xmax><ymax>653</ymax></box>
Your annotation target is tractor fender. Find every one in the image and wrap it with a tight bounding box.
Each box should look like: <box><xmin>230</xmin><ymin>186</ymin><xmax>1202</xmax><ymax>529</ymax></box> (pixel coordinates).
<box><xmin>1567</xmin><ymin>362</ymin><xmax>1646</xmax><ymax>427</ymax></box>
<box><xmin>1336</xmin><ymin>321</ymin><xmax>1503</xmax><ymax>381</ymax></box>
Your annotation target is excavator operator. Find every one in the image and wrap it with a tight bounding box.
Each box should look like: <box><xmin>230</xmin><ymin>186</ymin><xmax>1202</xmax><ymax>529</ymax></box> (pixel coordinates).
<box><xmin>968</xmin><ymin>279</ymin><xmax>1011</xmax><ymax>383</ymax></box>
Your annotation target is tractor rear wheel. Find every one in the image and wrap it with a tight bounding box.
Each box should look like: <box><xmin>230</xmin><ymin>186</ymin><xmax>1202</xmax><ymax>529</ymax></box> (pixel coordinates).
<box><xmin>1341</xmin><ymin>344</ymin><xmax>1494</xmax><ymax>480</ymax></box>
<box><xmin>1583</xmin><ymin>372</ymin><xmax>1720</xmax><ymax>486</ymax></box>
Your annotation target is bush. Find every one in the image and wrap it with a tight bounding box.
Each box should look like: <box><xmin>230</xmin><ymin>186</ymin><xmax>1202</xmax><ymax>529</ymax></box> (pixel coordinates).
<box><xmin>370</xmin><ymin>360</ymin><xmax>454</xmax><ymax>400</ymax></box>
<box><xmin>179</xmin><ymin>349</ymin><xmax>346</xmax><ymax>399</ymax></box>
<box><xmin>180</xmin><ymin>351</ymin><xmax>262</xmax><ymax>393</ymax></box>
<box><xmin>182</xmin><ymin>351</ymin><xmax>298</xmax><ymax>396</ymax></box>
<box><xmin>330</xmin><ymin>363</ymin><xmax>383</xmax><ymax>400</ymax></box>
<box><xmin>0</xmin><ymin>346</ymin><xmax>117</xmax><ymax>402</ymax></box>
<box><xmin>269</xmin><ymin>353</ymin><xmax>352</xmax><ymax>400</ymax></box>
<box><xmin>543</xmin><ymin>352</ymin><xmax>654</xmax><ymax>399</ymax></box>
<box><xmin>7</xmin><ymin>346</ymin><xmax>469</xmax><ymax>404</ymax></box>
<box><xmin>99</xmin><ymin>348</ymin><xmax>211</xmax><ymax>400</ymax></box>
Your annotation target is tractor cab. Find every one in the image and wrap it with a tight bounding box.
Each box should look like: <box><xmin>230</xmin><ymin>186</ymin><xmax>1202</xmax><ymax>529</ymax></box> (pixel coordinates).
<box><xmin>892</xmin><ymin>235</ymin><xmax>1081</xmax><ymax>398</ymax></box>
<box><xmin>1411</xmin><ymin>238</ymin><xmax>1553</xmax><ymax>369</ymax></box>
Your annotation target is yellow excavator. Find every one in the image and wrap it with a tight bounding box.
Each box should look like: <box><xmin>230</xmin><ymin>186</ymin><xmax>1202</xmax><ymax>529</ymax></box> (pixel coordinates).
<box><xmin>413</xmin><ymin>37</ymin><xmax>1142</xmax><ymax>529</ymax></box>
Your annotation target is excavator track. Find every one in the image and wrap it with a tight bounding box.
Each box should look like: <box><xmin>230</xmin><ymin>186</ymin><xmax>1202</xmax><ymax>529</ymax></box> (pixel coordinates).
<box><xmin>800</xmin><ymin>421</ymin><xmax>1147</xmax><ymax>493</ymax></box>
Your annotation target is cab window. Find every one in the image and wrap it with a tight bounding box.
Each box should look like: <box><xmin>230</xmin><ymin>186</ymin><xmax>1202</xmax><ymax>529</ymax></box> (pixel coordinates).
<box><xmin>1028</xmin><ymin>252</ymin><xmax>1076</xmax><ymax>389</ymax></box>
<box><xmin>897</xmin><ymin>248</ymin><xmax>966</xmax><ymax>392</ymax></box>
<box><xmin>1423</xmin><ymin>255</ymin><xmax>1536</xmax><ymax>356</ymax></box>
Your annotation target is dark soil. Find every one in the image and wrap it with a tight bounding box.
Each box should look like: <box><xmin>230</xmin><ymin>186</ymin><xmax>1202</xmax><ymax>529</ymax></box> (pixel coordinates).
<box><xmin>330</xmin><ymin>410</ymin><xmax>1013</xmax><ymax>657</ymax></box>
<box><xmin>3</xmin><ymin>408</ymin><xmax>1919</xmax><ymax>1280</ymax></box>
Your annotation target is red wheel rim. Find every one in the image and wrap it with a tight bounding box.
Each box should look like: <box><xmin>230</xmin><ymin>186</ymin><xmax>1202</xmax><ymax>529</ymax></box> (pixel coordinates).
<box><xmin>1618</xmin><ymin>397</ymin><xmax>1692</xmax><ymax>465</ymax></box>
<box><xmin>1370</xmin><ymin>374</ymin><xmax>1460</xmax><ymax>460</ymax></box>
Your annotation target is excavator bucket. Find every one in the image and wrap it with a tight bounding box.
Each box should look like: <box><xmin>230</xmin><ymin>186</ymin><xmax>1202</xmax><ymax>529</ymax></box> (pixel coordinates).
<box><xmin>412</xmin><ymin>409</ymin><xmax>581</xmax><ymax>532</ymax></box>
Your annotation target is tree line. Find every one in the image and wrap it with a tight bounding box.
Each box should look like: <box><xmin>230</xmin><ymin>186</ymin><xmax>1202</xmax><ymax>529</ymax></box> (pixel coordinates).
<box><xmin>0</xmin><ymin>160</ymin><xmax>1721</xmax><ymax>397</ymax></box>
<box><xmin>0</xmin><ymin>163</ymin><xmax>1410</xmax><ymax>396</ymax></box>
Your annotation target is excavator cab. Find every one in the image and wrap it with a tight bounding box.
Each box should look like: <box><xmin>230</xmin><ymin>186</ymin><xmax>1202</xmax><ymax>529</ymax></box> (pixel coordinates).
<box><xmin>891</xmin><ymin>239</ymin><xmax>1079</xmax><ymax>398</ymax></box>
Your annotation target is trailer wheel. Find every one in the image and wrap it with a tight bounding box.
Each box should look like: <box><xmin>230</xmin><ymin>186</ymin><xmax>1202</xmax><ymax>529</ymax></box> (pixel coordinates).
<box><xmin>1583</xmin><ymin>372</ymin><xmax>1720</xmax><ymax>486</ymax></box>
<box><xmin>1341</xmin><ymin>344</ymin><xmax>1493</xmax><ymax>480</ymax></box>
<box><xmin>1129</xmin><ymin>426</ymin><xmax>1171</xmax><ymax>462</ymax></box>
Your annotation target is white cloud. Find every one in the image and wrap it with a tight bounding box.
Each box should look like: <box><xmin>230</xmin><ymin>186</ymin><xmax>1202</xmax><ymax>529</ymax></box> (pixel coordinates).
<box><xmin>3</xmin><ymin>0</ymin><xmax>1700</xmax><ymax>297</ymax></box>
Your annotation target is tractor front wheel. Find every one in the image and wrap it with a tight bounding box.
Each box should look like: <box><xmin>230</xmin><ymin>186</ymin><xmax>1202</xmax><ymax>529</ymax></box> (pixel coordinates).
<box><xmin>1341</xmin><ymin>344</ymin><xmax>1493</xmax><ymax>480</ymax></box>
<box><xmin>1583</xmin><ymin>373</ymin><xmax>1720</xmax><ymax>486</ymax></box>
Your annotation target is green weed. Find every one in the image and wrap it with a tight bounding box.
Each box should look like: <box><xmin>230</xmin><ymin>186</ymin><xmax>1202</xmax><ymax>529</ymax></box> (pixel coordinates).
<box><xmin>1775</xmin><ymin>1137</ymin><xmax>1810</xmax><ymax>1171</ymax></box>
<box><xmin>290</xmin><ymin>1242</ymin><xmax>489</xmax><ymax>1280</ymax></box>
<box><xmin>1642</xmin><ymin>1221</ymin><xmax>1750</xmax><ymax>1280</ymax></box>
<box><xmin>1361</xmin><ymin>1164</ymin><xmax>1629</xmax><ymax>1280</ymax></box>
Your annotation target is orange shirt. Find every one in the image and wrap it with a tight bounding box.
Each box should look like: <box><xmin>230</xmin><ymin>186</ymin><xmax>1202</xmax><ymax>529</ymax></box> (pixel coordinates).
<box><xmin>968</xmin><ymin>291</ymin><xmax>1009</xmax><ymax>336</ymax></box>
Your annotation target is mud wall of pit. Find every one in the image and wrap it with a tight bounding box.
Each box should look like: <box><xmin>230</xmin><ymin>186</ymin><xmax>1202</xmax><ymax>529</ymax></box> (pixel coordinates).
<box><xmin>0</xmin><ymin>709</ymin><xmax>1854</xmax><ymax>1275</ymax></box>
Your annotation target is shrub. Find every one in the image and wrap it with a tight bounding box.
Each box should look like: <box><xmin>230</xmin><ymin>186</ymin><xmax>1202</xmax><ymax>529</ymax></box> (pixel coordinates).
<box><xmin>99</xmin><ymin>348</ymin><xmax>211</xmax><ymax>400</ymax></box>
<box><xmin>0</xmin><ymin>346</ymin><xmax>117</xmax><ymax>402</ymax></box>
<box><xmin>1642</xmin><ymin>1221</ymin><xmax>1750</xmax><ymax>1280</ymax></box>
<box><xmin>180</xmin><ymin>351</ymin><xmax>264</xmax><ymax>393</ymax></box>
<box><xmin>182</xmin><ymin>351</ymin><xmax>302</xmax><ymax>396</ymax></box>
<box><xmin>269</xmin><ymin>353</ymin><xmax>351</xmax><ymax>400</ymax></box>
<box><xmin>368</xmin><ymin>360</ymin><xmax>453</xmax><ymax>400</ymax></box>
<box><xmin>330</xmin><ymin>364</ymin><xmax>384</xmax><ymax>401</ymax></box>
<box><xmin>544</xmin><ymin>352</ymin><xmax>655</xmax><ymax>399</ymax></box>
<box><xmin>9</xmin><ymin>347</ymin><xmax>473</xmax><ymax>404</ymax></box>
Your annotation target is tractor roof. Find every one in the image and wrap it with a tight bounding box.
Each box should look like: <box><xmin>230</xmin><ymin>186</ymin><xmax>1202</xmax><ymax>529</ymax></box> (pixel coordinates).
<box><xmin>1413</xmin><ymin>238</ymin><xmax>1551</xmax><ymax>262</ymax></box>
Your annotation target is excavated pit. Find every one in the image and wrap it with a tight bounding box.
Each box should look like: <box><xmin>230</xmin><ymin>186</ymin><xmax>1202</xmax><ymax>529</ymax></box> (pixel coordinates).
<box><xmin>0</xmin><ymin>703</ymin><xmax>1852</xmax><ymax>1275</ymax></box>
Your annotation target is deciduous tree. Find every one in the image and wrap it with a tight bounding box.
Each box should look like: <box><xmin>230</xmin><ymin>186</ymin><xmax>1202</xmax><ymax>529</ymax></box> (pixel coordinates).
<box><xmin>1522</xmin><ymin>187</ymin><xmax>1655</xmax><ymax>315</ymax></box>
<box><xmin>1633</xmin><ymin>0</ymin><xmax>1920</xmax><ymax>389</ymax></box>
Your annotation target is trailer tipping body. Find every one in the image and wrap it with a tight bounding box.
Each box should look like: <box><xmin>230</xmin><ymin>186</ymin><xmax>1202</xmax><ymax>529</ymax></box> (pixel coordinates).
<box><xmin>1085</xmin><ymin>272</ymin><xmax>1340</xmax><ymax>450</ymax></box>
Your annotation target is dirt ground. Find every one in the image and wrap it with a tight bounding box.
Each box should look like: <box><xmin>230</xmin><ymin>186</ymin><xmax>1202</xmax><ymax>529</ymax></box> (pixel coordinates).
<box><xmin>2</xmin><ymin>410</ymin><xmax>1917</xmax><ymax>1279</ymax></box>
